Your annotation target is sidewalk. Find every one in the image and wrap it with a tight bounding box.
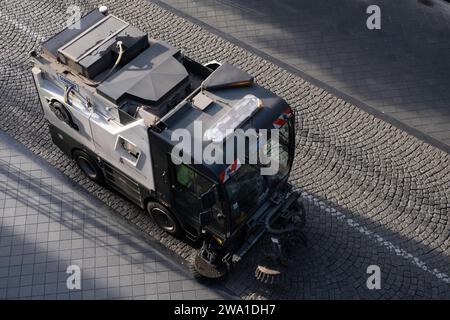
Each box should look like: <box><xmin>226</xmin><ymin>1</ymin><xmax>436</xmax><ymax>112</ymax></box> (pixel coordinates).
<box><xmin>0</xmin><ymin>130</ymin><xmax>227</xmax><ymax>299</ymax></box>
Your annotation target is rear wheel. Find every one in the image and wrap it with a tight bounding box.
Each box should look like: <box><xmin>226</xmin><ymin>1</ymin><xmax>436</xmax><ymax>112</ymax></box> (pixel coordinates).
<box><xmin>146</xmin><ymin>201</ymin><xmax>182</xmax><ymax>237</ymax></box>
<box><xmin>73</xmin><ymin>150</ymin><xmax>104</xmax><ymax>185</ymax></box>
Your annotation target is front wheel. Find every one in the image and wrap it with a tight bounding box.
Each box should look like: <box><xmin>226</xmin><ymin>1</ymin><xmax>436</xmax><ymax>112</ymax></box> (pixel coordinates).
<box><xmin>146</xmin><ymin>201</ymin><xmax>182</xmax><ymax>237</ymax></box>
<box><xmin>73</xmin><ymin>149</ymin><xmax>104</xmax><ymax>185</ymax></box>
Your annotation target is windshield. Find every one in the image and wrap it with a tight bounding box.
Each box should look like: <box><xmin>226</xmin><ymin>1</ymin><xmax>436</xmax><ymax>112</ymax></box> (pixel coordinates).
<box><xmin>224</xmin><ymin>119</ymin><xmax>293</xmax><ymax>226</ymax></box>
<box><xmin>224</xmin><ymin>165</ymin><xmax>269</xmax><ymax>225</ymax></box>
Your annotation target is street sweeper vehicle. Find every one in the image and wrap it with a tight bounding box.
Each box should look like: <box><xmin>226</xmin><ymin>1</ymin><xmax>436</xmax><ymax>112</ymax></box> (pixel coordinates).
<box><xmin>30</xmin><ymin>6</ymin><xmax>305</xmax><ymax>282</ymax></box>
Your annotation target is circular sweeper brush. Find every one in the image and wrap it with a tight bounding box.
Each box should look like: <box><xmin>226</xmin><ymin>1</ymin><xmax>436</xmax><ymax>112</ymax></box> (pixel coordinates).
<box><xmin>255</xmin><ymin>260</ymin><xmax>285</xmax><ymax>285</ymax></box>
<box><xmin>254</xmin><ymin>243</ymin><xmax>292</xmax><ymax>285</ymax></box>
<box><xmin>191</xmin><ymin>253</ymin><xmax>228</xmax><ymax>280</ymax></box>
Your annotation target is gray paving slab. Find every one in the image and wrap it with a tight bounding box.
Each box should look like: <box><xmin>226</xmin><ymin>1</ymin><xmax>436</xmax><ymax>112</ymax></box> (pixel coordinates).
<box><xmin>158</xmin><ymin>0</ymin><xmax>450</xmax><ymax>150</ymax></box>
<box><xmin>0</xmin><ymin>130</ymin><xmax>227</xmax><ymax>300</ymax></box>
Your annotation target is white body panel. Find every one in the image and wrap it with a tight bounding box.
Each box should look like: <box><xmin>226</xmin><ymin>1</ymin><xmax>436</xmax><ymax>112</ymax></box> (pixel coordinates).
<box><xmin>89</xmin><ymin>104</ymin><xmax>155</xmax><ymax>190</ymax></box>
<box><xmin>32</xmin><ymin>67</ymin><xmax>95</xmax><ymax>152</ymax></box>
<box><xmin>32</xmin><ymin>66</ymin><xmax>155</xmax><ymax>191</ymax></box>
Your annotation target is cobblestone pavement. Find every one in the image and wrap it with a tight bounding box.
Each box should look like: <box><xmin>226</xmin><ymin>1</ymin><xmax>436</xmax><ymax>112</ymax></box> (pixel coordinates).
<box><xmin>0</xmin><ymin>130</ymin><xmax>228</xmax><ymax>299</ymax></box>
<box><xmin>159</xmin><ymin>0</ymin><xmax>450</xmax><ymax>149</ymax></box>
<box><xmin>0</xmin><ymin>0</ymin><xmax>449</xmax><ymax>299</ymax></box>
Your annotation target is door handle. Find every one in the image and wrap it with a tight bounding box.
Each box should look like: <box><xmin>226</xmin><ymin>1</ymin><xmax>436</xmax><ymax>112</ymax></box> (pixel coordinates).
<box><xmin>162</xmin><ymin>170</ymin><xmax>169</xmax><ymax>184</ymax></box>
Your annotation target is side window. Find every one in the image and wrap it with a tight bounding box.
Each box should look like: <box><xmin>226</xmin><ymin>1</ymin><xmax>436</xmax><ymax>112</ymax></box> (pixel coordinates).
<box><xmin>175</xmin><ymin>164</ymin><xmax>212</xmax><ymax>196</ymax></box>
<box><xmin>176</xmin><ymin>164</ymin><xmax>195</xmax><ymax>191</ymax></box>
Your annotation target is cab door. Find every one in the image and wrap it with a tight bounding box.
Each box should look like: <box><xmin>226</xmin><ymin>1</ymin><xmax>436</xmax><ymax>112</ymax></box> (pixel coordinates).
<box><xmin>170</xmin><ymin>164</ymin><xmax>208</xmax><ymax>229</ymax></box>
<box><xmin>170</xmin><ymin>163</ymin><xmax>227</xmax><ymax>236</ymax></box>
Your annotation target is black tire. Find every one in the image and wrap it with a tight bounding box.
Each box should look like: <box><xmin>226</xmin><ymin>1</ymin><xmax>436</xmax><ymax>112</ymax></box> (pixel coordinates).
<box><xmin>73</xmin><ymin>149</ymin><xmax>104</xmax><ymax>185</ymax></box>
<box><xmin>146</xmin><ymin>201</ymin><xmax>182</xmax><ymax>237</ymax></box>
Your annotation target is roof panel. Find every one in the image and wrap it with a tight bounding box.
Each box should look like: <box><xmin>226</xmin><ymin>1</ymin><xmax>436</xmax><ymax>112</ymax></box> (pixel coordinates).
<box><xmin>42</xmin><ymin>10</ymin><xmax>105</xmax><ymax>58</ymax></box>
<box><xmin>97</xmin><ymin>41</ymin><xmax>188</xmax><ymax>105</ymax></box>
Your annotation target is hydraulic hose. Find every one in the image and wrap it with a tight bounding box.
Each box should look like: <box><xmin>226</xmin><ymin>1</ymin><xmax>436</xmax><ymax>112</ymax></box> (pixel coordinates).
<box><xmin>101</xmin><ymin>40</ymin><xmax>124</xmax><ymax>82</ymax></box>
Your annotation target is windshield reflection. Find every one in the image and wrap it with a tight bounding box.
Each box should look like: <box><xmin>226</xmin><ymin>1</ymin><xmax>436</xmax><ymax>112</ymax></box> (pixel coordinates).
<box><xmin>225</xmin><ymin>120</ymin><xmax>292</xmax><ymax>226</ymax></box>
